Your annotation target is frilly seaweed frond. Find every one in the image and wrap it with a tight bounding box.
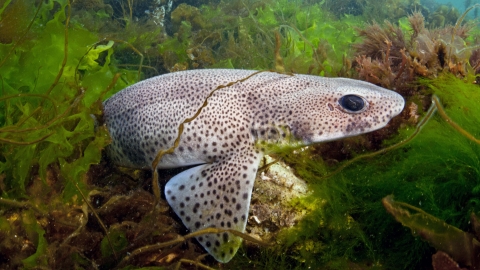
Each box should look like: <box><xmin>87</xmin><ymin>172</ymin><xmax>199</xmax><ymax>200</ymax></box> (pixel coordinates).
<box><xmin>353</xmin><ymin>21</ymin><xmax>406</xmax><ymax>64</ymax></box>
<box><xmin>408</xmin><ymin>11</ymin><xmax>425</xmax><ymax>39</ymax></box>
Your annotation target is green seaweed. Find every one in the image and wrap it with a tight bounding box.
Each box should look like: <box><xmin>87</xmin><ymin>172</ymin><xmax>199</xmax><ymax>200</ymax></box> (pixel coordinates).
<box><xmin>0</xmin><ymin>0</ymin><xmax>137</xmax><ymax>267</ymax></box>
<box><xmin>20</xmin><ymin>210</ymin><xmax>48</xmax><ymax>269</ymax></box>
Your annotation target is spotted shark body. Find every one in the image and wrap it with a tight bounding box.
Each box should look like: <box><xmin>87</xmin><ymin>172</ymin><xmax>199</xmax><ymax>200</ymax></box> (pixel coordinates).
<box><xmin>103</xmin><ymin>69</ymin><xmax>404</xmax><ymax>262</ymax></box>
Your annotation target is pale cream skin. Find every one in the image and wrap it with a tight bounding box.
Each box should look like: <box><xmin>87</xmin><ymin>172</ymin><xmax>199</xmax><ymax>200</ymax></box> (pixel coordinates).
<box><xmin>103</xmin><ymin>69</ymin><xmax>405</xmax><ymax>262</ymax></box>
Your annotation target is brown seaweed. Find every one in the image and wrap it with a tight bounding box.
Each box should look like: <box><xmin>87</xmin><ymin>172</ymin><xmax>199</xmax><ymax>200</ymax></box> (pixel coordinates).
<box><xmin>354</xmin><ymin>10</ymin><xmax>479</xmax><ymax>97</ymax></box>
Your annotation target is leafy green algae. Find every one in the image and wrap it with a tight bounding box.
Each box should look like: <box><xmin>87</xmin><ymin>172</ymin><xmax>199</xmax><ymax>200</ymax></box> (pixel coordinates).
<box><xmin>0</xmin><ymin>0</ymin><xmax>137</xmax><ymax>267</ymax></box>
<box><xmin>0</xmin><ymin>0</ymin><xmax>134</xmax><ymax>199</ymax></box>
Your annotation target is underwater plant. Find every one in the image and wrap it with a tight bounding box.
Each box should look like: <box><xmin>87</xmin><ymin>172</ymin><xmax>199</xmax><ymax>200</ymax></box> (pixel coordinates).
<box><xmin>354</xmin><ymin>7</ymin><xmax>480</xmax><ymax>98</ymax></box>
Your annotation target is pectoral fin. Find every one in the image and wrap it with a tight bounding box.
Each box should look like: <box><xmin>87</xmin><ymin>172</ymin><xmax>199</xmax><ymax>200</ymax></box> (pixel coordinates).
<box><xmin>165</xmin><ymin>148</ymin><xmax>262</xmax><ymax>262</ymax></box>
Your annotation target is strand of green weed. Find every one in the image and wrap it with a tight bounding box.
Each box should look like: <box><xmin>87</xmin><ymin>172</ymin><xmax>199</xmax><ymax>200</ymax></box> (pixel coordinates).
<box><xmin>44</xmin><ymin>1</ymin><xmax>71</xmax><ymax>98</ymax></box>
<box><xmin>74</xmin><ymin>183</ymin><xmax>118</xmax><ymax>260</ymax></box>
<box><xmin>432</xmin><ymin>95</ymin><xmax>480</xmax><ymax>145</ymax></box>
<box><xmin>116</xmin><ymin>64</ymin><xmax>158</xmax><ymax>74</ymax></box>
<box><xmin>177</xmin><ymin>258</ymin><xmax>215</xmax><ymax>270</ymax></box>
<box><xmin>42</xmin><ymin>4</ymin><xmax>70</xmax><ymax>94</ymax></box>
<box><xmin>320</xmin><ymin>97</ymin><xmax>438</xmax><ymax>180</ymax></box>
<box><xmin>60</xmin><ymin>74</ymin><xmax>121</xmax><ymax>260</ymax></box>
<box><xmin>0</xmin><ymin>132</ymin><xmax>54</xmax><ymax>145</ymax></box>
<box><xmin>274</xmin><ymin>31</ymin><xmax>286</xmax><ymax>73</ymax></box>
<box><xmin>0</xmin><ymin>197</ymin><xmax>46</xmax><ymax>215</ymax></box>
<box><xmin>0</xmin><ymin>197</ymin><xmax>29</xmax><ymax>208</ymax></box>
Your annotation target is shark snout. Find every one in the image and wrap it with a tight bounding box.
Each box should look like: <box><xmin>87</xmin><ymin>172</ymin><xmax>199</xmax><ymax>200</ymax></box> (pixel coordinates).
<box><xmin>390</xmin><ymin>92</ymin><xmax>405</xmax><ymax>118</ymax></box>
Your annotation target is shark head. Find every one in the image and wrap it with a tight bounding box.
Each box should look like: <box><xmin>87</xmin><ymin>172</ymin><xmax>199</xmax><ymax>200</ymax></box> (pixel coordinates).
<box><xmin>278</xmin><ymin>76</ymin><xmax>405</xmax><ymax>144</ymax></box>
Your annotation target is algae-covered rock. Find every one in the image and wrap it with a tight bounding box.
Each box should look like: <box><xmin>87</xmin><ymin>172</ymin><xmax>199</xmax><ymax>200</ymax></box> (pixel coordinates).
<box><xmin>248</xmin><ymin>155</ymin><xmax>311</xmax><ymax>242</ymax></box>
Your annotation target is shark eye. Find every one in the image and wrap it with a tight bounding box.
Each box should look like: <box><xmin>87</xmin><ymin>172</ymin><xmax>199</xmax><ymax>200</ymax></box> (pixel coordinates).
<box><xmin>338</xmin><ymin>95</ymin><xmax>366</xmax><ymax>113</ymax></box>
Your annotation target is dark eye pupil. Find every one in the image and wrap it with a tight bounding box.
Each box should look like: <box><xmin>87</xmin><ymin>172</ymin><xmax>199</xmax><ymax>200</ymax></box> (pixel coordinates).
<box><xmin>339</xmin><ymin>95</ymin><xmax>365</xmax><ymax>112</ymax></box>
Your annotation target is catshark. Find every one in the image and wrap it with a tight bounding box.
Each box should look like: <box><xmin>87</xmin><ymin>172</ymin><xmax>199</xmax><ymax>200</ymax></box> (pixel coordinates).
<box><xmin>103</xmin><ymin>69</ymin><xmax>405</xmax><ymax>262</ymax></box>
